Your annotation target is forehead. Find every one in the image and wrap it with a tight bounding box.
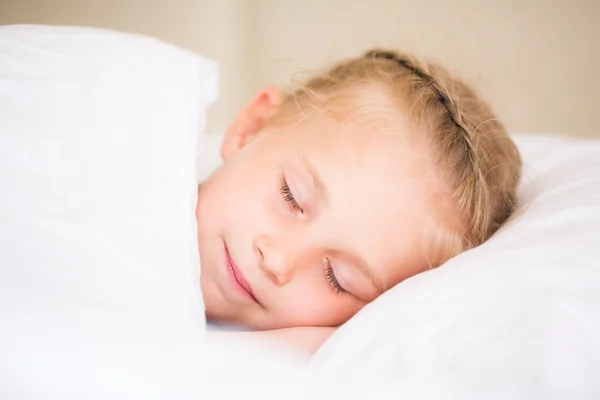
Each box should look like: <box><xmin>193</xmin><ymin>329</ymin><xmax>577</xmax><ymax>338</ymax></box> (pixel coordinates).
<box><xmin>288</xmin><ymin>113</ymin><xmax>434</xmax><ymax>287</ymax></box>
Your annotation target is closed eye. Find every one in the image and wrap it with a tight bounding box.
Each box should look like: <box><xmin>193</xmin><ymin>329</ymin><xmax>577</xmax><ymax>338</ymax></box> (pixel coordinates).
<box><xmin>279</xmin><ymin>176</ymin><xmax>304</xmax><ymax>214</ymax></box>
<box><xmin>323</xmin><ymin>257</ymin><xmax>347</xmax><ymax>296</ymax></box>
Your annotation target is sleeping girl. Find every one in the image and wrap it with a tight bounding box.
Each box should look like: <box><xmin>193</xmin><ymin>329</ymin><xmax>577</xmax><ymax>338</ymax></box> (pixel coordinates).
<box><xmin>195</xmin><ymin>49</ymin><xmax>522</xmax><ymax>354</ymax></box>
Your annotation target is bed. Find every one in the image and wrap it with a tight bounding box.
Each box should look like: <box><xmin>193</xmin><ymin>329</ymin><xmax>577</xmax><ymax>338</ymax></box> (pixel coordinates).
<box><xmin>1</xmin><ymin>25</ymin><xmax>599</xmax><ymax>399</ymax></box>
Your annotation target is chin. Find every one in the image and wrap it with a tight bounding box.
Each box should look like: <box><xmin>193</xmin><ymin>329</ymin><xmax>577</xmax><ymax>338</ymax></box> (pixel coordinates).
<box><xmin>205</xmin><ymin>306</ymin><xmax>254</xmax><ymax>329</ymax></box>
<box><xmin>205</xmin><ymin>311</ymin><xmax>245</xmax><ymax>329</ymax></box>
<box><xmin>206</xmin><ymin>311</ymin><xmax>273</xmax><ymax>331</ymax></box>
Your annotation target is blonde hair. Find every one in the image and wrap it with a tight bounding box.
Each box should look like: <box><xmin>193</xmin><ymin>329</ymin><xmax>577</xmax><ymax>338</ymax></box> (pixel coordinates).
<box><xmin>277</xmin><ymin>49</ymin><xmax>522</xmax><ymax>267</ymax></box>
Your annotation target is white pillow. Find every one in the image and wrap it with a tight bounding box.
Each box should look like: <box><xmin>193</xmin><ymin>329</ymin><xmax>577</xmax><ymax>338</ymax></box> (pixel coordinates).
<box><xmin>310</xmin><ymin>134</ymin><xmax>600</xmax><ymax>398</ymax></box>
<box><xmin>0</xmin><ymin>25</ymin><xmax>223</xmax><ymax>397</ymax></box>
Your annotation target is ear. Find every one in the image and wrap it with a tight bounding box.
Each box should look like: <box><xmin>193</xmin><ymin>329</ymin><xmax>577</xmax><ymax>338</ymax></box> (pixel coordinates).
<box><xmin>221</xmin><ymin>86</ymin><xmax>284</xmax><ymax>160</ymax></box>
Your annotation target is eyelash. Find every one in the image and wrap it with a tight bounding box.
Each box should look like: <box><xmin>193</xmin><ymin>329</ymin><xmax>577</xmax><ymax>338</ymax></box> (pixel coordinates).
<box><xmin>279</xmin><ymin>176</ymin><xmax>304</xmax><ymax>214</ymax></box>
<box><xmin>323</xmin><ymin>257</ymin><xmax>347</xmax><ymax>296</ymax></box>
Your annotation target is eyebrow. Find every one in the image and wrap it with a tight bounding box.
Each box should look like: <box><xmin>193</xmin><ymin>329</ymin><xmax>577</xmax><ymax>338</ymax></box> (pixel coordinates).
<box><xmin>296</xmin><ymin>153</ymin><xmax>384</xmax><ymax>295</ymax></box>
<box><xmin>350</xmin><ymin>253</ymin><xmax>385</xmax><ymax>295</ymax></box>
<box><xmin>296</xmin><ymin>152</ymin><xmax>328</xmax><ymax>205</ymax></box>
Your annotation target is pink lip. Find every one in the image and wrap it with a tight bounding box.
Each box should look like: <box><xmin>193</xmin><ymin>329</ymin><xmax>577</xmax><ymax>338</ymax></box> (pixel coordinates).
<box><xmin>224</xmin><ymin>243</ymin><xmax>259</xmax><ymax>304</ymax></box>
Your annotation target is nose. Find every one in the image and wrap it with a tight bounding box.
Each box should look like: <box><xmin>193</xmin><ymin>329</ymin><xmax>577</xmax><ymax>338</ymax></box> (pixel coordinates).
<box><xmin>253</xmin><ymin>234</ymin><xmax>297</xmax><ymax>285</ymax></box>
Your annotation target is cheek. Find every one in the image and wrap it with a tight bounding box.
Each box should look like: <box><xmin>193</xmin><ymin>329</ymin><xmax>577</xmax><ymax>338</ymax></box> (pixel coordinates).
<box><xmin>274</xmin><ymin>282</ymin><xmax>362</xmax><ymax>327</ymax></box>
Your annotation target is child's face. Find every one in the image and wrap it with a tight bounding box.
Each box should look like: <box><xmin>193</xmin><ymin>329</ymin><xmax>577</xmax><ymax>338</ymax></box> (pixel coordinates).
<box><xmin>197</xmin><ymin>88</ymin><xmax>436</xmax><ymax>330</ymax></box>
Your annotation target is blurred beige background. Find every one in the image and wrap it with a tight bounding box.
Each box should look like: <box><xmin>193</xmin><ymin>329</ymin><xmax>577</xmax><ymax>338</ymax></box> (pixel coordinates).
<box><xmin>1</xmin><ymin>0</ymin><xmax>598</xmax><ymax>137</ymax></box>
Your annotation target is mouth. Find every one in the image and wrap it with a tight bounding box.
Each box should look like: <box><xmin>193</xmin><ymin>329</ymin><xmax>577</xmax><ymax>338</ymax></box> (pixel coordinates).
<box><xmin>224</xmin><ymin>243</ymin><xmax>260</xmax><ymax>305</ymax></box>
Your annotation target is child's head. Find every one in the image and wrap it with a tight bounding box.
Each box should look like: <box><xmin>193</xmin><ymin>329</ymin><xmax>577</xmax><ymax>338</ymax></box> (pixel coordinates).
<box><xmin>196</xmin><ymin>49</ymin><xmax>521</xmax><ymax>330</ymax></box>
